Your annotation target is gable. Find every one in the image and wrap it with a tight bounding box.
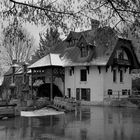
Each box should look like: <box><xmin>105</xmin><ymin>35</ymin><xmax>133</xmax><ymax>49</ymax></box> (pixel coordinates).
<box><xmin>77</xmin><ymin>35</ymin><xmax>89</xmax><ymax>48</ymax></box>
<box><xmin>60</xmin><ymin>29</ymin><xmax>116</xmax><ymax>66</ymax></box>
<box><xmin>107</xmin><ymin>38</ymin><xmax>140</xmax><ymax>69</ymax></box>
<box><xmin>59</xmin><ymin>28</ymin><xmax>140</xmax><ymax>68</ymax></box>
<box><xmin>65</xmin><ymin>31</ymin><xmax>81</xmax><ymax>48</ymax></box>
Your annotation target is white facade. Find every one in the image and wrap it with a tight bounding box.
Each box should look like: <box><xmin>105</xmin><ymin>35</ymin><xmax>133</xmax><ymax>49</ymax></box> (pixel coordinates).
<box><xmin>104</xmin><ymin>67</ymin><xmax>131</xmax><ymax>99</ymax></box>
<box><xmin>65</xmin><ymin>65</ymin><xmax>132</xmax><ymax>103</ymax></box>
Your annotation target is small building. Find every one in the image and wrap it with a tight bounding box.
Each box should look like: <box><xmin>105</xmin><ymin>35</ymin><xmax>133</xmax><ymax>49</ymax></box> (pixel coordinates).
<box><xmin>28</xmin><ymin>53</ymin><xmax>64</xmax><ymax>100</ymax></box>
<box><xmin>2</xmin><ymin>61</ymin><xmax>30</xmax><ymax>101</ymax></box>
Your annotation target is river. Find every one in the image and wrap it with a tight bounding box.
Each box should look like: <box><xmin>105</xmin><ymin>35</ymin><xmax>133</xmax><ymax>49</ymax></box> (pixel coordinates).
<box><xmin>0</xmin><ymin>106</ymin><xmax>140</xmax><ymax>140</ymax></box>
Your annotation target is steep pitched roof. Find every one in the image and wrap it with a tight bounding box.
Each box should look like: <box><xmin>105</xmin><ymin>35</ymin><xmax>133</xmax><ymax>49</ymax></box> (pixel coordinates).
<box><xmin>28</xmin><ymin>26</ymin><xmax>139</xmax><ymax>69</ymax></box>
<box><xmin>58</xmin><ymin>26</ymin><xmax>140</xmax><ymax>68</ymax></box>
<box><xmin>28</xmin><ymin>53</ymin><xmax>63</xmax><ymax>69</ymax></box>
<box><xmin>60</xmin><ymin>26</ymin><xmax>118</xmax><ymax>67</ymax></box>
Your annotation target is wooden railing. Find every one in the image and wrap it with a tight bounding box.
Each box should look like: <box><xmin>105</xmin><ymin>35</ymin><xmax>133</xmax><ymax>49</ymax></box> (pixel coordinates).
<box><xmin>53</xmin><ymin>97</ymin><xmax>76</xmax><ymax>111</ymax></box>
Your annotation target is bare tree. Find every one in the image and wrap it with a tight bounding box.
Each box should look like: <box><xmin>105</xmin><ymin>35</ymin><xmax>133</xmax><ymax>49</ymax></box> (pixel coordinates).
<box><xmin>0</xmin><ymin>17</ymin><xmax>34</xmax><ymax>65</ymax></box>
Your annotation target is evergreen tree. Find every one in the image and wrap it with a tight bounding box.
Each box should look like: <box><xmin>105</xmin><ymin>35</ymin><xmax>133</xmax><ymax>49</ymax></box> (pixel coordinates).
<box><xmin>32</xmin><ymin>28</ymin><xmax>62</xmax><ymax>61</ymax></box>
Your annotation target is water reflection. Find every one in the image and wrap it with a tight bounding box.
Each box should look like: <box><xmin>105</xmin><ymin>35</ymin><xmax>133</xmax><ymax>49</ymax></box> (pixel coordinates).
<box><xmin>0</xmin><ymin>107</ymin><xmax>140</xmax><ymax>140</ymax></box>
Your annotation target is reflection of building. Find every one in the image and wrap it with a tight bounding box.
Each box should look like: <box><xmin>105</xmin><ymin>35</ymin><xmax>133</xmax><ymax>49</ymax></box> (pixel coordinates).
<box><xmin>64</xmin><ymin>107</ymin><xmax>140</xmax><ymax>140</ymax></box>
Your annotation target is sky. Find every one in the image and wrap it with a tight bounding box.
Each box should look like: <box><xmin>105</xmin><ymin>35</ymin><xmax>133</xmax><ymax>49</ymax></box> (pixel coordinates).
<box><xmin>24</xmin><ymin>23</ymin><xmax>44</xmax><ymax>46</ymax></box>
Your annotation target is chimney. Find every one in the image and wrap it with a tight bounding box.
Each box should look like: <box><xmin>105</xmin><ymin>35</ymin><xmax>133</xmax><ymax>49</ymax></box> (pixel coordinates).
<box><xmin>23</xmin><ymin>62</ymin><xmax>29</xmax><ymax>73</ymax></box>
<box><xmin>12</xmin><ymin>59</ymin><xmax>17</xmax><ymax>65</ymax></box>
<box><xmin>90</xmin><ymin>19</ymin><xmax>100</xmax><ymax>30</ymax></box>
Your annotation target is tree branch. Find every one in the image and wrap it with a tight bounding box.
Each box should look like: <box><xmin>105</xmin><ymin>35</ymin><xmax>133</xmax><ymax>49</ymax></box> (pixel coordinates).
<box><xmin>115</xmin><ymin>8</ymin><xmax>140</xmax><ymax>15</ymax></box>
<box><xmin>105</xmin><ymin>0</ymin><xmax>140</xmax><ymax>15</ymax></box>
<box><xmin>2</xmin><ymin>2</ymin><xmax>15</xmax><ymax>14</ymax></box>
<box><xmin>113</xmin><ymin>20</ymin><xmax>122</xmax><ymax>29</ymax></box>
<box><xmin>9</xmin><ymin>0</ymin><xmax>74</xmax><ymax>16</ymax></box>
<box><xmin>107</xmin><ymin>0</ymin><xmax>125</xmax><ymax>21</ymax></box>
<box><xmin>85</xmin><ymin>0</ymin><xmax>108</xmax><ymax>11</ymax></box>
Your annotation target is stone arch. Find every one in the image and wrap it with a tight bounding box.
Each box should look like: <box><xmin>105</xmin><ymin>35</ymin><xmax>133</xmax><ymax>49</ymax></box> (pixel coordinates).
<box><xmin>121</xmin><ymin>46</ymin><xmax>133</xmax><ymax>65</ymax></box>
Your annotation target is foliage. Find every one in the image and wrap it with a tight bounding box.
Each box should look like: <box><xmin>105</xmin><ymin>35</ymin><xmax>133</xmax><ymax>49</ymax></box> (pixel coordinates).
<box><xmin>1</xmin><ymin>0</ymin><xmax>140</xmax><ymax>33</ymax></box>
<box><xmin>0</xmin><ymin>17</ymin><xmax>34</xmax><ymax>65</ymax></box>
<box><xmin>1</xmin><ymin>0</ymin><xmax>140</xmax><ymax>62</ymax></box>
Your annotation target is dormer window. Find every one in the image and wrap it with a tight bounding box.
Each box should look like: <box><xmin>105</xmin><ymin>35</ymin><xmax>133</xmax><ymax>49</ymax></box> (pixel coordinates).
<box><xmin>68</xmin><ymin>38</ymin><xmax>75</xmax><ymax>47</ymax></box>
<box><xmin>80</xmin><ymin>43</ymin><xmax>88</xmax><ymax>57</ymax></box>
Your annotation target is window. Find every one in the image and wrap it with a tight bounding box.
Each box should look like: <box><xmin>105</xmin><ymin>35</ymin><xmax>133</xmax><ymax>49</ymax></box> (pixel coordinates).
<box><xmin>67</xmin><ymin>88</ymin><xmax>71</xmax><ymax>98</ymax></box>
<box><xmin>117</xmin><ymin>49</ymin><xmax>124</xmax><ymax>59</ymax></box>
<box><xmin>69</xmin><ymin>69</ymin><xmax>72</xmax><ymax>76</ymax></box>
<box><xmin>80</xmin><ymin>43</ymin><xmax>88</xmax><ymax>57</ymax></box>
<box><xmin>80</xmin><ymin>69</ymin><xmax>87</xmax><ymax>81</ymax></box>
<box><xmin>118</xmin><ymin>51</ymin><xmax>124</xmax><ymax>60</ymax></box>
<box><xmin>113</xmin><ymin>69</ymin><xmax>117</xmax><ymax>83</ymax></box>
<box><xmin>108</xmin><ymin>89</ymin><xmax>112</xmax><ymax>95</ymax></box>
<box><xmin>81</xmin><ymin>88</ymin><xmax>90</xmax><ymax>101</ymax></box>
<box><xmin>122</xmin><ymin>89</ymin><xmax>127</xmax><ymax>95</ymax></box>
<box><xmin>76</xmin><ymin>88</ymin><xmax>80</xmax><ymax>100</ymax></box>
<box><xmin>128</xmin><ymin>90</ymin><xmax>131</xmax><ymax>95</ymax></box>
<box><xmin>120</xmin><ymin>70</ymin><xmax>123</xmax><ymax>83</ymax></box>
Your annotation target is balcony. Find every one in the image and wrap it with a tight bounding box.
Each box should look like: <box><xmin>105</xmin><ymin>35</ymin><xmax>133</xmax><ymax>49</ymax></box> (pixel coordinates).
<box><xmin>113</xmin><ymin>58</ymin><xmax>130</xmax><ymax>66</ymax></box>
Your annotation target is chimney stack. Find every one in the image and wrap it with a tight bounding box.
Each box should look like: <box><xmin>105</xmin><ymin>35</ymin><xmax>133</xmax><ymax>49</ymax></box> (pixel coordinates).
<box><xmin>90</xmin><ymin>19</ymin><xmax>100</xmax><ymax>30</ymax></box>
<box><xmin>12</xmin><ymin>59</ymin><xmax>17</xmax><ymax>64</ymax></box>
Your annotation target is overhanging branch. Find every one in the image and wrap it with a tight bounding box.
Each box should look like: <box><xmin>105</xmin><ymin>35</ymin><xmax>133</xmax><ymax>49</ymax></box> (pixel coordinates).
<box><xmin>107</xmin><ymin>0</ymin><xmax>125</xmax><ymax>21</ymax></box>
<box><xmin>9</xmin><ymin>0</ymin><xmax>74</xmax><ymax>16</ymax></box>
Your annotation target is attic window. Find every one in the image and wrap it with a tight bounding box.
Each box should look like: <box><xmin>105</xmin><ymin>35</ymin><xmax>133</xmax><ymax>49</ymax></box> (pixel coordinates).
<box><xmin>80</xmin><ymin>44</ymin><xmax>88</xmax><ymax>57</ymax></box>
<box><xmin>118</xmin><ymin>50</ymin><xmax>124</xmax><ymax>60</ymax></box>
<box><xmin>69</xmin><ymin>38</ymin><xmax>75</xmax><ymax>47</ymax></box>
